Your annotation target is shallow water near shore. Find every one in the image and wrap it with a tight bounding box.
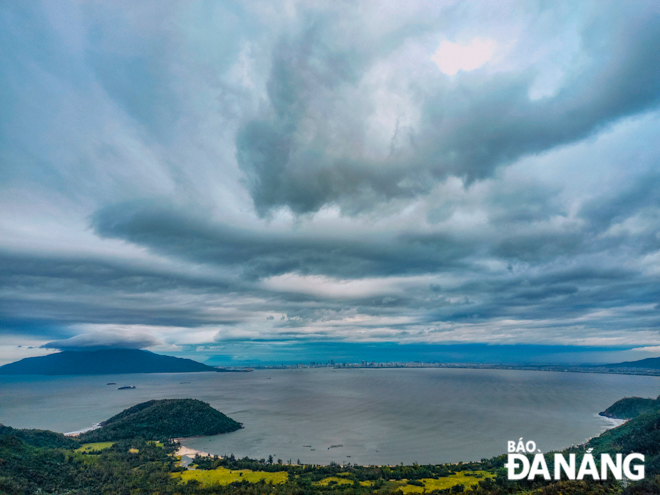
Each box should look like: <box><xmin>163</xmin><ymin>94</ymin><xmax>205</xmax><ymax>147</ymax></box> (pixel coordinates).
<box><xmin>1</xmin><ymin>368</ymin><xmax>658</xmax><ymax>465</ymax></box>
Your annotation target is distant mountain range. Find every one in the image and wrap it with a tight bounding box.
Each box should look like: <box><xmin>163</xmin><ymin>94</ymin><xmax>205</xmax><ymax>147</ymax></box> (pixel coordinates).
<box><xmin>603</xmin><ymin>356</ymin><xmax>660</xmax><ymax>369</ymax></box>
<box><xmin>3</xmin><ymin>348</ymin><xmax>659</xmax><ymax>376</ymax></box>
<box><xmin>0</xmin><ymin>349</ymin><xmax>224</xmax><ymax>375</ymax></box>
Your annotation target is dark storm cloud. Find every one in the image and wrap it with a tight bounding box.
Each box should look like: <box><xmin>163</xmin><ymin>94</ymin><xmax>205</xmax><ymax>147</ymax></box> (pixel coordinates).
<box><xmin>85</xmin><ymin>183</ymin><xmax>660</xmax><ymax>340</ymax></box>
<box><xmin>0</xmin><ymin>317</ymin><xmax>71</xmax><ymax>340</ymax></box>
<box><xmin>0</xmin><ymin>250</ymin><xmax>241</xmax><ymax>336</ymax></box>
<box><xmin>0</xmin><ymin>251</ymin><xmax>231</xmax><ymax>293</ymax></box>
<box><xmin>419</xmin><ymin>265</ymin><xmax>660</xmax><ymax>331</ymax></box>
<box><xmin>489</xmin><ymin>231</ymin><xmax>584</xmax><ymax>262</ymax></box>
<box><xmin>91</xmin><ymin>200</ymin><xmax>473</xmax><ymax>279</ymax></box>
<box><xmin>580</xmin><ymin>172</ymin><xmax>660</xmax><ymax>250</ymax></box>
<box><xmin>1</xmin><ymin>295</ymin><xmax>233</xmax><ymax>329</ymax></box>
<box><xmin>237</xmin><ymin>4</ymin><xmax>660</xmax><ymax>215</ymax></box>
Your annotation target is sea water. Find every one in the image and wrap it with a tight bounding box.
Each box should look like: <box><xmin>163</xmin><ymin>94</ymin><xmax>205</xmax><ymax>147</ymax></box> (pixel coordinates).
<box><xmin>1</xmin><ymin>368</ymin><xmax>658</xmax><ymax>465</ymax></box>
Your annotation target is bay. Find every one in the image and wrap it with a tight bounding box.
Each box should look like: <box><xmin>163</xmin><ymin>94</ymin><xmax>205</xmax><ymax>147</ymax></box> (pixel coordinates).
<box><xmin>1</xmin><ymin>368</ymin><xmax>658</xmax><ymax>465</ymax></box>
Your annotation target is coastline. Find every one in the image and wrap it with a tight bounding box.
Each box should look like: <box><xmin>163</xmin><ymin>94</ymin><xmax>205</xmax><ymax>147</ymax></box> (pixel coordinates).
<box><xmin>64</xmin><ymin>424</ymin><xmax>101</xmax><ymax>437</ymax></box>
<box><xmin>10</xmin><ymin>369</ymin><xmax>653</xmax><ymax>467</ymax></box>
<box><xmin>172</xmin><ymin>437</ymin><xmax>214</xmax><ymax>458</ymax></box>
<box><xmin>600</xmin><ymin>416</ymin><xmax>628</xmax><ymax>429</ymax></box>
<box><xmin>572</xmin><ymin>415</ymin><xmax>628</xmax><ymax>448</ymax></box>
<box><xmin>62</xmin><ymin>412</ymin><xmax>629</xmax><ymax>466</ymax></box>
<box><xmin>170</xmin><ymin>412</ymin><xmax>631</xmax><ymax>466</ymax></box>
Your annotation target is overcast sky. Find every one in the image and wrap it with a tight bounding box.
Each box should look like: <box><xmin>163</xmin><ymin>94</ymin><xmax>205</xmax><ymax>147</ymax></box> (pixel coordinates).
<box><xmin>1</xmin><ymin>1</ymin><xmax>660</xmax><ymax>366</ymax></box>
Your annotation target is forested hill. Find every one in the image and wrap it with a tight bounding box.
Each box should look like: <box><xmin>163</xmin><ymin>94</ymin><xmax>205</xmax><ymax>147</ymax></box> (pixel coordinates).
<box><xmin>78</xmin><ymin>399</ymin><xmax>242</xmax><ymax>442</ymax></box>
<box><xmin>0</xmin><ymin>349</ymin><xmax>222</xmax><ymax>375</ymax></box>
<box><xmin>588</xmin><ymin>399</ymin><xmax>660</xmax><ymax>475</ymax></box>
<box><xmin>0</xmin><ymin>424</ymin><xmax>78</xmax><ymax>449</ymax></box>
<box><xmin>599</xmin><ymin>396</ymin><xmax>660</xmax><ymax>419</ymax></box>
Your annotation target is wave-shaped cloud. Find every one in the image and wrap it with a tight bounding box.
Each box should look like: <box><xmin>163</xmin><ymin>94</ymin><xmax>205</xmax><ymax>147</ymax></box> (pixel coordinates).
<box><xmin>43</xmin><ymin>330</ymin><xmax>163</xmax><ymax>351</ymax></box>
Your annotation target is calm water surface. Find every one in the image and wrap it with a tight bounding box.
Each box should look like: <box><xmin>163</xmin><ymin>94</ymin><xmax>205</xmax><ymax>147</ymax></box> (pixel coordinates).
<box><xmin>1</xmin><ymin>368</ymin><xmax>659</xmax><ymax>465</ymax></box>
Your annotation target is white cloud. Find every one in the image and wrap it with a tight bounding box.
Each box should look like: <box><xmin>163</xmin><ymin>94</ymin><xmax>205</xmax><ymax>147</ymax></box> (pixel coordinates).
<box><xmin>431</xmin><ymin>38</ymin><xmax>496</xmax><ymax>75</ymax></box>
<box><xmin>43</xmin><ymin>327</ymin><xmax>164</xmax><ymax>350</ymax></box>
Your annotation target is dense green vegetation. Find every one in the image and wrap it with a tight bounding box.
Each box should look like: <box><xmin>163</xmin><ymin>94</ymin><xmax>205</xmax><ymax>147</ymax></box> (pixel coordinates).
<box><xmin>599</xmin><ymin>396</ymin><xmax>660</xmax><ymax>419</ymax></box>
<box><xmin>587</xmin><ymin>405</ymin><xmax>660</xmax><ymax>477</ymax></box>
<box><xmin>79</xmin><ymin>399</ymin><xmax>242</xmax><ymax>442</ymax></box>
<box><xmin>0</xmin><ymin>424</ymin><xmax>79</xmax><ymax>449</ymax></box>
<box><xmin>4</xmin><ymin>395</ymin><xmax>660</xmax><ymax>494</ymax></box>
<box><xmin>0</xmin><ymin>434</ymin><xmax>179</xmax><ymax>495</ymax></box>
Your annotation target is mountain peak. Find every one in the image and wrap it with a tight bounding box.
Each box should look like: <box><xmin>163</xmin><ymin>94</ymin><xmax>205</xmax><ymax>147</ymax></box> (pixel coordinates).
<box><xmin>0</xmin><ymin>348</ymin><xmax>222</xmax><ymax>375</ymax></box>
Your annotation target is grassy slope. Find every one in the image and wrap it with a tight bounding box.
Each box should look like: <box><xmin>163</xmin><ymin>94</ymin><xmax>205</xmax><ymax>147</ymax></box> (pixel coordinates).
<box><xmin>75</xmin><ymin>442</ymin><xmax>114</xmax><ymax>453</ymax></box>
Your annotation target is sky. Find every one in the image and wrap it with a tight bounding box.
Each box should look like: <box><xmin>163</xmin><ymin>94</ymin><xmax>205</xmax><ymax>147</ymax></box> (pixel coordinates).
<box><xmin>1</xmin><ymin>0</ymin><xmax>660</xmax><ymax>366</ymax></box>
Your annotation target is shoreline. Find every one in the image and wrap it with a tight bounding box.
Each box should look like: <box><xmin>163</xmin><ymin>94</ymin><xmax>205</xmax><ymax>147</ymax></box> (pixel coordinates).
<box><xmin>600</xmin><ymin>416</ymin><xmax>628</xmax><ymax>429</ymax></box>
<box><xmin>64</xmin><ymin>424</ymin><xmax>101</xmax><ymax>437</ymax></box>
<box><xmin>56</xmin><ymin>408</ymin><xmax>632</xmax><ymax>469</ymax></box>
<box><xmin>64</xmin><ymin>416</ymin><xmax>629</xmax><ymax>467</ymax></box>
<box><xmin>170</xmin><ymin>414</ymin><xmax>630</xmax><ymax>467</ymax></box>
<box><xmin>172</xmin><ymin>437</ymin><xmax>214</xmax><ymax>458</ymax></box>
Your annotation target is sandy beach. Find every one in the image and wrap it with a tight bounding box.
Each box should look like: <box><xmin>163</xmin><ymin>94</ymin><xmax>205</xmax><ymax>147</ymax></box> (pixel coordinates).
<box><xmin>175</xmin><ymin>445</ymin><xmax>212</xmax><ymax>457</ymax></box>
<box><xmin>64</xmin><ymin>424</ymin><xmax>101</xmax><ymax>437</ymax></box>
<box><xmin>172</xmin><ymin>438</ymin><xmax>215</xmax><ymax>458</ymax></box>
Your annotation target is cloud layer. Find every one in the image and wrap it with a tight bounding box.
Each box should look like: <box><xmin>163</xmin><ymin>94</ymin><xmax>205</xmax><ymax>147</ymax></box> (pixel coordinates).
<box><xmin>1</xmin><ymin>0</ymin><xmax>659</xmax><ymax>364</ymax></box>
<box><xmin>43</xmin><ymin>330</ymin><xmax>163</xmax><ymax>351</ymax></box>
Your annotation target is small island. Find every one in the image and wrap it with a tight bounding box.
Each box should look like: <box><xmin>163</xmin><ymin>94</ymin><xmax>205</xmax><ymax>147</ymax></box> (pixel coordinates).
<box><xmin>79</xmin><ymin>399</ymin><xmax>242</xmax><ymax>443</ymax></box>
